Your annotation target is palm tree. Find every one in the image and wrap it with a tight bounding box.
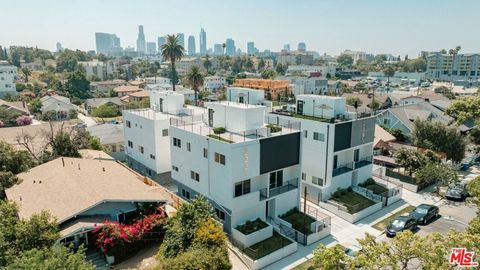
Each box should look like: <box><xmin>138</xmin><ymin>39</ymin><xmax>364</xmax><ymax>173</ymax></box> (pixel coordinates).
<box><xmin>448</xmin><ymin>46</ymin><xmax>461</xmax><ymax>85</ymax></box>
<box><xmin>161</xmin><ymin>34</ymin><xmax>184</xmax><ymax>91</ymax></box>
<box><xmin>186</xmin><ymin>65</ymin><xmax>204</xmax><ymax>106</ymax></box>
<box><xmin>203</xmin><ymin>54</ymin><xmax>212</xmax><ymax>74</ymax></box>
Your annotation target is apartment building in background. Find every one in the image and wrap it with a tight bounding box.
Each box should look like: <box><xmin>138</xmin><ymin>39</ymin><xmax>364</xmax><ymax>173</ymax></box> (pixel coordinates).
<box><xmin>342</xmin><ymin>50</ymin><xmax>367</xmax><ymax>64</ymax></box>
<box><xmin>78</xmin><ymin>60</ymin><xmax>115</xmax><ymax>81</ymax></box>
<box><xmin>426</xmin><ymin>53</ymin><xmax>480</xmax><ymax>81</ymax></box>
<box><xmin>0</xmin><ymin>61</ymin><xmax>17</xmax><ymax>97</ymax></box>
<box><xmin>203</xmin><ymin>76</ymin><xmax>226</xmax><ymax>92</ymax></box>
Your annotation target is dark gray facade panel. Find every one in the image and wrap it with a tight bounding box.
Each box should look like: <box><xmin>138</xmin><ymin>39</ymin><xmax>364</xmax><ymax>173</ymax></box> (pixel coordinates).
<box><xmin>334</xmin><ymin>122</ymin><xmax>352</xmax><ymax>152</ymax></box>
<box><xmin>350</xmin><ymin>117</ymin><xmax>375</xmax><ymax>147</ymax></box>
<box><xmin>260</xmin><ymin>132</ymin><xmax>300</xmax><ymax>174</ymax></box>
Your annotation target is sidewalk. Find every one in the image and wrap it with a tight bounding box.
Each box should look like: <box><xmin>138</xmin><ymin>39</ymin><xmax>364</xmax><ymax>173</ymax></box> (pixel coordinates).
<box><xmin>78</xmin><ymin>113</ymin><xmax>97</xmax><ymax>127</ymax></box>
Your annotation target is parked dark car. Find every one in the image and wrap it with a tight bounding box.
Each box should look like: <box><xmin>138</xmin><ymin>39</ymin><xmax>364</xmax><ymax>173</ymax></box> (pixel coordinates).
<box><xmin>385</xmin><ymin>216</ymin><xmax>417</xmax><ymax>237</ymax></box>
<box><xmin>446</xmin><ymin>183</ymin><xmax>469</xmax><ymax>201</ymax></box>
<box><xmin>409</xmin><ymin>204</ymin><xmax>439</xmax><ymax>225</ymax></box>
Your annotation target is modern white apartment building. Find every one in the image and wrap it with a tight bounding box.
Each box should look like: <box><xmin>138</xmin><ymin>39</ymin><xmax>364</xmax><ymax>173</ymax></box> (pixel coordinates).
<box><xmin>278</xmin><ymin>76</ymin><xmax>328</xmax><ymax>95</ymax></box>
<box><xmin>271</xmin><ymin>95</ymin><xmax>375</xmax><ymax>203</ymax></box>
<box><xmin>226</xmin><ymin>87</ymin><xmax>265</xmax><ymax>105</ymax></box>
<box><xmin>342</xmin><ymin>50</ymin><xmax>367</xmax><ymax>64</ymax></box>
<box><xmin>426</xmin><ymin>53</ymin><xmax>480</xmax><ymax>81</ymax></box>
<box><xmin>123</xmin><ymin>90</ymin><xmax>198</xmax><ymax>185</ymax></box>
<box><xmin>286</xmin><ymin>64</ymin><xmax>337</xmax><ymax>78</ymax></box>
<box><xmin>78</xmin><ymin>60</ymin><xmax>115</xmax><ymax>81</ymax></box>
<box><xmin>203</xmin><ymin>76</ymin><xmax>226</xmax><ymax>92</ymax></box>
<box><xmin>169</xmin><ymin>101</ymin><xmax>303</xmax><ymax>233</ymax></box>
<box><xmin>0</xmin><ymin>61</ymin><xmax>17</xmax><ymax>97</ymax></box>
<box><xmin>144</xmin><ymin>77</ymin><xmax>171</xmax><ymax>85</ymax></box>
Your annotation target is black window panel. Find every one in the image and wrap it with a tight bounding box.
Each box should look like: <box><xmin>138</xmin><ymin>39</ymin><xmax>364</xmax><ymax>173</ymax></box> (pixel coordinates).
<box><xmin>334</xmin><ymin>122</ymin><xmax>352</xmax><ymax>152</ymax></box>
<box><xmin>276</xmin><ymin>170</ymin><xmax>283</xmax><ymax>187</ymax></box>
<box><xmin>333</xmin><ymin>155</ymin><xmax>338</xmax><ymax>169</ymax></box>
<box><xmin>234</xmin><ymin>183</ymin><xmax>243</xmax><ymax>197</ymax></box>
<box><xmin>243</xmin><ymin>180</ymin><xmax>251</xmax><ymax>194</ymax></box>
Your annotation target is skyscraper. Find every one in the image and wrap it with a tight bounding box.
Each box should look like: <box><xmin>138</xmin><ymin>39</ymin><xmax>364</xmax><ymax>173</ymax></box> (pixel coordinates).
<box><xmin>146</xmin><ymin>42</ymin><xmax>157</xmax><ymax>55</ymax></box>
<box><xmin>56</xmin><ymin>42</ymin><xmax>63</xmax><ymax>53</ymax></box>
<box><xmin>188</xmin><ymin>35</ymin><xmax>196</xmax><ymax>55</ymax></box>
<box><xmin>95</xmin><ymin>32</ymin><xmax>121</xmax><ymax>55</ymax></box>
<box><xmin>225</xmin><ymin>38</ymin><xmax>235</xmax><ymax>56</ymax></box>
<box><xmin>157</xmin><ymin>36</ymin><xmax>166</xmax><ymax>52</ymax></box>
<box><xmin>298</xmin><ymin>42</ymin><xmax>306</xmax><ymax>51</ymax></box>
<box><xmin>283</xmin><ymin>44</ymin><xmax>291</xmax><ymax>51</ymax></box>
<box><xmin>247</xmin><ymin>42</ymin><xmax>256</xmax><ymax>55</ymax></box>
<box><xmin>136</xmin><ymin>25</ymin><xmax>146</xmax><ymax>54</ymax></box>
<box><xmin>199</xmin><ymin>28</ymin><xmax>207</xmax><ymax>55</ymax></box>
<box><xmin>213</xmin><ymin>44</ymin><xmax>223</xmax><ymax>55</ymax></box>
<box><xmin>177</xmin><ymin>33</ymin><xmax>185</xmax><ymax>48</ymax></box>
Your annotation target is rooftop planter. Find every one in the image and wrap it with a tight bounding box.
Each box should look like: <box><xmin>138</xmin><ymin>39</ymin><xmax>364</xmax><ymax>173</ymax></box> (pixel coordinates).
<box><xmin>213</xmin><ymin>127</ymin><xmax>226</xmax><ymax>134</ymax></box>
<box><xmin>330</xmin><ymin>187</ymin><xmax>376</xmax><ymax>214</ymax></box>
<box><xmin>233</xmin><ymin>218</ymin><xmax>273</xmax><ymax>247</ymax></box>
<box><xmin>358</xmin><ymin>178</ymin><xmax>389</xmax><ymax>196</ymax></box>
<box><xmin>266</xmin><ymin>124</ymin><xmax>282</xmax><ymax>133</ymax></box>
<box><xmin>278</xmin><ymin>207</ymin><xmax>315</xmax><ymax>235</ymax></box>
<box><xmin>207</xmin><ymin>134</ymin><xmax>234</xmax><ymax>143</ymax></box>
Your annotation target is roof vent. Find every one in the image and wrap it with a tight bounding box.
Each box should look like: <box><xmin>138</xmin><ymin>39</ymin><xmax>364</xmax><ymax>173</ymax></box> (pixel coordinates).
<box><xmin>33</xmin><ymin>180</ymin><xmax>36</xmax><ymax>183</ymax></box>
<box><xmin>102</xmin><ymin>167</ymin><xmax>105</xmax><ymax>172</ymax></box>
<box><xmin>78</xmin><ymin>164</ymin><xmax>81</xmax><ymax>170</ymax></box>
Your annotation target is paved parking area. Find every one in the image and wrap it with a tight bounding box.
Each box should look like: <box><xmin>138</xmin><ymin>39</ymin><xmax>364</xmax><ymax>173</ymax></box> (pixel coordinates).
<box><xmin>417</xmin><ymin>201</ymin><xmax>477</xmax><ymax>236</ymax></box>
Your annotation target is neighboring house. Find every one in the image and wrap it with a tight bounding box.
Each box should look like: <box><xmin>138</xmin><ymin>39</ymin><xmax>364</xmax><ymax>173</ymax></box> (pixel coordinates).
<box><xmin>113</xmin><ymin>85</ymin><xmax>142</xmax><ymax>97</ymax></box>
<box><xmin>451</xmin><ymin>86</ymin><xmax>478</xmax><ymax>97</ymax></box>
<box><xmin>127</xmin><ymin>90</ymin><xmax>150</xmax><ymax>102</ymax></box>
<box><xmin>342</xmin><ymin>93</ymin><xmax>390</xmax><ymax>112</ymax></box>
<box><xmin>90</xmin><ymin>80</ymin><xmax>126</xmax><ymax>95</ymax></box>
<box><xmin>373</xmin><ymin>124</ymin><xmax>396</xmax><ymax>155</ymax></box>
<box><xmin>286</xmin><ymin>64</ymin><xmax>336</xmax><ymax>78</ymax></box>
<box><xmin>376</xmin><ymin>101</ymin><xmax>454</xmax><ymax>137</ymax></box>
<box><xmin>85</xmin><ymin>97</ymin><xmax>123</xmax><ymax>113</ymax></box>
<box><xmin>204</xmin><ymin>76</ymin><xmax>226</xmax><ymax>92</ymax></box>
<box><xmin>87</xmin><ymin>124</ymin><xmax>125</xmax><ymax>161</ymax></box>
<box><xmin>5</xmin><ymin>153</ymin><xmax>171</xmax><ymax>249</ymax></box>
<box><xmin>128</xmin><ymin>80</ymin><xmax>145</xmax><ymax>88</ymax></box>
<box><xmin>0</xmin><ymin>61</ymin><xmax>17</xmax><ymax>97</ymax></box>
<box><xmin>0</xmin><ymin>99</ymin><xmax>30</xmax><ymax>115</ymax></box>
<box><xmin>40</xmin><ymin>95</ymin><xmax>79</xmax><ymax>120</ymax></box>
<box><xmin>144</xmin><ymin>77</ymin><xmax>171</xmax><ymax>85</ymax></box>
<box><xmin>278</xmin><ymin>76</ymin><xmax>328</xmax><ymax>95</ymax></box>
<box><xmin>232</xmin><ymin>79</ymin><xmax>290</xmax><ymax>101</ymax></box>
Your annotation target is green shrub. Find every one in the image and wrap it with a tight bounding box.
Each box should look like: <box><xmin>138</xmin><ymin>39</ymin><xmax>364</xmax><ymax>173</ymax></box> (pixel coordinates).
<box><xmin>213</xmin><ymin>127</ymin><xmax>226</xmax><ymax>134</ymax></box>
<box><xmin>266</xmin><ymin>124</ymin><xmax>282</xmax><ymax>133</ymax></box>
<box><xmin>236</xmin><ymin>218</ymin><xmax>268</xmax><ymax>235</ymax></box>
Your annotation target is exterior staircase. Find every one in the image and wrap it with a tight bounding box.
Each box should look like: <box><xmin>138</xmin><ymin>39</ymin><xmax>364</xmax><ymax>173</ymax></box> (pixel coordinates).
<box><xmin>86</xmin><ymin>250</ymin><xmax>110</xmax><ymax>270</ymax></box>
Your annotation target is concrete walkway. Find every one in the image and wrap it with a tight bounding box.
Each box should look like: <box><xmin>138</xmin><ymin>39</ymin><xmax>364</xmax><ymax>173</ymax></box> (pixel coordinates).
<box><xmin>78</xmin><ymin>113</ymin><xmax>97</xmax><ymax>127</ymax></box>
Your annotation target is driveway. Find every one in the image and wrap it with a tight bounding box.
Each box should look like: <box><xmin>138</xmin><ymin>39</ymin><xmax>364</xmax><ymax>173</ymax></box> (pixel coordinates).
<box><xmin>417</xmin><ymin>201</ymin><xmax>477</xmax><ymax>236</ymax></box>
<box><xmin>78</xmin><ymin>113</ymin><xmax>97</xmax><ymax>127</ymax></box>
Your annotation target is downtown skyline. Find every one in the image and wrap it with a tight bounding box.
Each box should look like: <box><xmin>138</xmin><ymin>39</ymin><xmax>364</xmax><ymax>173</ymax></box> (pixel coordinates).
<box><xmin>1</xmin><ymin>0</ymin><xmax>480</xmax><ymax>56</ymax></box>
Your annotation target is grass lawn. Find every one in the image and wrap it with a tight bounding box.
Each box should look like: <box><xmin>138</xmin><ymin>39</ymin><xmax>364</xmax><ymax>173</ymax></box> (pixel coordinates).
<box><xmin>207</xmin><ymin>134</ymin><xmax>233</xmax><ymax>143</ymax></box>
<box><xmin>331</xmin><ymin>191</ymin><xmax>376</xmax><ymax>214</ymax></box>
<box><xmin>280</xmin><ymin>212</ymin><xmax>316</xmax><ymax>234</ymax></box>
<box><xmin>243</xmin><ymin>232</ymin><xmax>292</xmax><ymax>260</ymax></box>
<box><xmin>372</xmin><ymin>205</ymin><xmax>415</xmax><ymax>231</ymax></box>
<box><xmin>362</xmin><ymin>183</ymin><xmax>389</xmax><ymax>195</ymax></box>
<box><xmin>292</xmin><ymin>259</ymin><xmax>314</xmax><ymax>270</ymax></box>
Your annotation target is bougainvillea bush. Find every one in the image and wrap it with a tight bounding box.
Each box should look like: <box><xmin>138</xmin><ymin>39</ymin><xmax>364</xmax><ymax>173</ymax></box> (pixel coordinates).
<box><xmin>93</xmin><ymin>207</ymin><xmax>167</xmax><ymax>263</ymax></box>
<box><xmin>16</xmin><ymin>115</ymin><xmax>32</xmax><ymax>126</ymax></box>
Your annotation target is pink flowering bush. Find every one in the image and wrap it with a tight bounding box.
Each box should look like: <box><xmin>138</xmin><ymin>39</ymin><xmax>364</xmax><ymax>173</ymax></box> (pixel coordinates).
<box><xmin>16</xmin><ymin>115</ymin><xmax>32</xmax><ymax>126</ymax></box>
<box><xmin>93</xmin><ymin>207</ymin><xmax>167</xmax><ymax>261</ymax></box>
<box><xmin>0</xmin><ymin>120</ymin><xmax>4</xmax><ymax>128</ymax></box>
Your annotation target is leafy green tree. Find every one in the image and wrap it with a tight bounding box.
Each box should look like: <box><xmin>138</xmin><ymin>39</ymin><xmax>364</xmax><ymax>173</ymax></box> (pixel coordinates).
<box><xmin>412</xmin><ymin>120</ymin><xmax>466</xmax><ymax>162</ymax></box>
<box><xmin>261</xmin><ymin>69</ymin><xmax>276</xmax><ymax>79</ymax></box>
<box><xmin>56</xmin><ymin>49</ymin><xmax>91</xmax><ymax>72</ymax></box>
<box><xmin>393</xmin><ymin>148</ymin><xmax>426</xmax><ymax>175</ymax></box>
<box><xmin>312</xmin><ymin>244</ymin><xmax>349</xmax><ymax>270</ymax></box>
<box><xmin>257</xmin><ymin>58</ymin><xmax>266</xmax><ymax>71</ymax></box>
<box><xmin>161</xmin><ymin>34</ymin><xmax>185</xmax><ymax>91</ymax></box>
<box><xmin>186</xmin><ymin>65</ymin><xmax>204</xmax><ymax>106</ymax></box>
<box><xmin>0</xmin><ymin>172</ymin><xmax>20</xmax><ymax>199</ymax></box>
<box><xmin>415</xmin><ymin>162</ymin><xmax>458</xmax><ymax>192</ymax></box>
<box><xmin>0</xmin><ymin>141</ymin><xmax>34</xmax><ymax>174</ymax></box>
<box><xmin>470</xmin><ymin>127</ymin><xmax>480</xmax><ymax>145</ymax></box>
<box><xmin>383</xmin><ymin>66</ymin><xmax>395</xmax><ymax>82</ymax></box>
<box><xmin>446</xmin><ymin>96</ymin><xmax>480</xmax><ymax>123</ymax></box>
<box><xmin>244</xmin><ymin>57</ymin><xmax>254</xmax><ymax>71</ymax></box>
<box><xmin>275</xmin><ymin>63</ymin><xmax>287</xmax><ymax>75</ymax></box>
<box><xmin>21</xmin><ymin>67</ymin><xmax>31</xmax><ymax>82</ymax></box>
<box><xmin>6</xmin><ymin>245</ymin><xmax>94</xmax><ymax>270</ymax></box>
<box><xmin>346</xmin><ymin>96</ymin><xmax>363</xmax><ymax>108</ymax></box>
<box><xmin>64</xmin><ymin>71</ymin><xmax>90</xmax><ymax>100</ymax></box>
<box><xmin>337</xmin><ymin>54</ymin><xmax>354</xmax><ymax>68</ymax></box>
<box><xmin>15</xmin><ymin>211</ymin><xmax>60</xmax><ymax>252</ymax></box>
<box><xmin>91</xmin><ymin>104</ymin><xmax>120</xmax><ymax>118</ymax></box>
<box><xmin>50</xmin><ymin>132</ymin><xmax>81</xmax><ymax>158</ymax></box>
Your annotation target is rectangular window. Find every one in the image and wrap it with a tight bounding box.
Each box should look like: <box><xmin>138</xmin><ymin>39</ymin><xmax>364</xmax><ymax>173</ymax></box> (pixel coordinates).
<box><xmin>126</xmin><ymin>121</ymin><xmax>131</xmax><ymax>128</ymax></box>
<box><xmin>333</xmin><ymin>155</ymin><xmax>338</xmax><ymax>169</ymax></box>
<box><xmin>214</xmin><ymin>152</ymin><xmax>226</xmax><ymax>165</ymax></box>
<box><xmin>383</xmin><ymin>118</ymin><xmax>391</xmax><ymax>126</ymax></box>
<box><xmin>203</xmin><ymin>148</ymin><xmax>208</xmax><ymax>158</ymax></box>
<box><xmin>187</xmin><ymin>142</ymin><xmax>191</xmax><ymax>152</ymax></box>
<box><xmin>111</xmin><ymin>145</ymin><xmax>117</xmax><ymax>152</ymax></box>
<box><xmin>234</xmin><ymin>180</ymin><xmax>251</xmax><ymax>197</ymax></box>
<box><xmin>150</xmin><ymin>154</ymin><xmax>155</xmax><ymax>160</ymax></box>
<box><xmin>312</xmin><ymin>176</ymin><xmax>324</xmax><ymax>186</ymax></box>
<box><xmin>354</xmin><ymin>149</ymin><xmax>360</xmax><ymax>162</ymax></box>
<box><xmin>162</xmin><ymin>129</ymin><xmax>169</xmax><ymax>136</ymax></box>
<box><xmin>215</xmin><ymin>208</ymin><xmax>226</xmax><ymax>221</ymax></box>
<box><xmin>173</xmin><ymin>137</ymin><xmax>181</xmax><ymax>148</ymax></box>
<box><xmin>172</xmin><ymin>165</ymin><xmax>179</xmax><ymax>172</ymax></box>
<box><xmin>303</xmin><ymin>130</ymin><xmax>308</xmax><ymax>138</ymax></box>
<box><xmin>128</xmin><ymin>141</ymin><xmax>133</xmax><ymax>148</ymax></box>
<box><xmin>139</xmin><ymin>146</ymin><xmax>144</xmax><ymax>154</ymax></box>
<box><xmin>302</xmin><ymin>172</ymin><xmax>306</xmax><ymax>181</ymax></box>
<box><xmin>190</xmin><ymin>171</ymin><xmax>200</xmax><ymax>182</ymax></box>
<box><xmin>313</xmin><ymin>132</ymin><xmax>325</xmax><ymax>141</ymax></box>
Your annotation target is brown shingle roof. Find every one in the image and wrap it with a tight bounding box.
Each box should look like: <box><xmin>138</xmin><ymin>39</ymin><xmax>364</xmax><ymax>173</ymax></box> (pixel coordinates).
<box><xmin>6</xmin><ymin>156</ymin><xmax>169</xmax><ymax>222</ymax></box>
<box><xmin>113</xmin><ymin>85</ymin><xmax>142</xmax><ymax>93</ymax></box>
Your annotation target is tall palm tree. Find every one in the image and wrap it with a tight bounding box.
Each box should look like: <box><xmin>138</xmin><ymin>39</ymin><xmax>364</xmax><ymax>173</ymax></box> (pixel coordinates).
<box><xmin>186</xmin><ymin>65</ymin><xmax>204</xmax><ymax>106</ymax></box>
<box><xmin>203</xmin><ymin>54</ymin><xmax>212</xmax><ymax>74</ymax></box>
<box><xmin>448</xmin><ymin>46</ymin><xmax>461</xmax><ymax>85</ymax></box>
<box><xmin>161</xmin><ymin>34</ymin><xmax>184</xmax><ymax>91</ymax></box>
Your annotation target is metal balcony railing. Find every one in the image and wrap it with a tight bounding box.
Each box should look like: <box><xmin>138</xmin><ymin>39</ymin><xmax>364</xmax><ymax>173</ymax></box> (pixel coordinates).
<box><xmin>332</xmin><ymin>162</ymin><xmax>354</xmax><ymax>177</ymax></box>
<box><xmin>260</xmin><ymin>178</ymin><xmax>299</xmax><ymax>200</ymax></box>
<box><xmin>354</xmin><ymin>156</ymin><xmax>373</xmax><ymax>169</ymax></box>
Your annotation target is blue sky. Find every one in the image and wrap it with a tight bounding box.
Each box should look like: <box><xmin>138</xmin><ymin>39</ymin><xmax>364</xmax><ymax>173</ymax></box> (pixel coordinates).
<box><xmin>1</xmin><ymin>0</ymin><xmax>478</xmax><ymax>56</ymax></box>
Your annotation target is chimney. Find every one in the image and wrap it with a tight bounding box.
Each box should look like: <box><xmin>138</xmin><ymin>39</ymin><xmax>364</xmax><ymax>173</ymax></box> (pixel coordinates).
<box><xmin>78</xmin><ymin>164</ymin><xmax>80</xmax><ymax>170</ymax></box>
<box><xmin>102</xmin><ymin>167</ymin><xmax>105</xmax><ymax>172</ymax></box>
